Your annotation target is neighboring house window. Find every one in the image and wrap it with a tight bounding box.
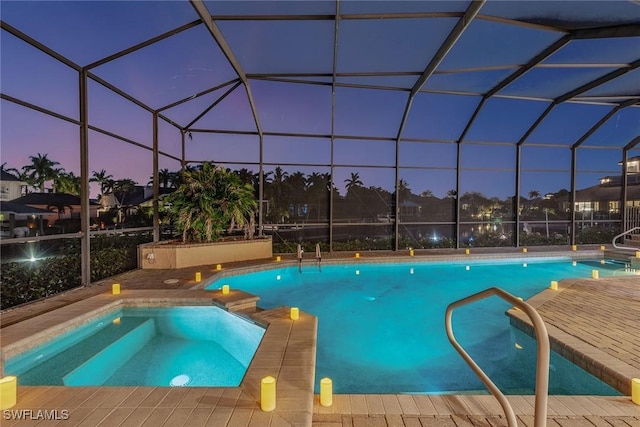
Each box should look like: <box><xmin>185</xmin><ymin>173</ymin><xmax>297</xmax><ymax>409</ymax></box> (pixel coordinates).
<box><xmin>608</xmin><ymin>201</ymin><xmax>619</xmax><ymax>213</ymax></box>
<box><xmin>575</xmin><ymin>201</ymin><xmax>597</xmax><ymax>212</ymax></box>
<box><xmin>0</xmin><ymin>186</ymin><xmax>8</xmax><ymax>200</ymax></box>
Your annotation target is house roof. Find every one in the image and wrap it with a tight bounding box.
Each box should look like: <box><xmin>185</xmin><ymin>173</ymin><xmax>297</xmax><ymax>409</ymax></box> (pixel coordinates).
<box><xmin>0</xmin><ymin>201</ymin><xmax>51</xmax><ymax>215</ymax></box>
<box><xmin>574</xmin><ymin>183</ymin><xmax>640</xmax><ymax>203</ymax></box>
<box><xmin>1</xmin><ymin>171</ymin><xmax>22</xmax><ymax>182</ymax></box>
<box><xmin>10</xmin><ymin>193</ymin><xmax>99</xmax><ymax>206</ymax></box>
<box><xmin>108</xmin><ymin>187</ymin><xmax>175</xmax><ymax>208</ymax></box>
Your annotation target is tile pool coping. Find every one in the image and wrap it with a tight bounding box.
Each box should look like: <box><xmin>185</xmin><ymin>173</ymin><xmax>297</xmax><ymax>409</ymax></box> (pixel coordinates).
<box><xmin>196</xmin><ymin>249</ymin><xmax>604</xmax><ymax>289</ymax></box>
<box><xmin>507</xmin><ymin>279</ymin><xmax>639</xmax><ymax>396</ymax></box>
<box><xmin>0</xmin><ymin>290</ymin><xmax>317</xmax><ymax>426</ymax></box>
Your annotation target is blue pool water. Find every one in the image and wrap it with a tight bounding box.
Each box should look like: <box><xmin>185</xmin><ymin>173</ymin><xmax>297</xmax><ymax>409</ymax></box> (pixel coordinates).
<box><xmin>5</xmin><ymin>306</ymin><xmax>265</xmax><ymax>387</ymax></box>
<box><xmin>208</xmin><ymin>257</ymin><xmax>631</xmax><ymax>395</ymax></box>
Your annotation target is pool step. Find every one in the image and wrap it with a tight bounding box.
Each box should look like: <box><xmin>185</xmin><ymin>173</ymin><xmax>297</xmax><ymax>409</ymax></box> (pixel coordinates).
<box><xmin>8</xmin><ymin>316</ymin><xmax>150</xmax><ymax>385</ymax></box>
<box><xmin>604</xmin><ymin>249</ymin><xmax>640</xmax><ymax>269</ymax></box>
<box><xmin>212</xmin><ymin>289</ymin><xmax>260</xmax><ymax>313</ymax></box>
<box><xmin>63</xmin><ymin>319</ymin><xmax>156</xmax><ymax>386</ymax></box>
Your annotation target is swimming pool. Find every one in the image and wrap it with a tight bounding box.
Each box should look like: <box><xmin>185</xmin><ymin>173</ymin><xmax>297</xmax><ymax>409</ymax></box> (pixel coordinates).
<box><xmin>208</xmin><ymin>257</ymin><xmax>631</xmax><ymax>394</ymax></box>
<box><xmin>5</xmin><ymin>306</ymin><xmax>265</xmax><ymax>387</ymax></box>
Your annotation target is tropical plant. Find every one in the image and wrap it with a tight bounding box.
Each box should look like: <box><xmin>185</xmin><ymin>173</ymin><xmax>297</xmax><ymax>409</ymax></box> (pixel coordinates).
<box><xmin>22</xmin><ymin>153</ymin><xmax>60</xmax><ymax>192</ymax></box>
<box><xmin>54</xmin><ymin>171</ymin><xmax>81</xmax><ymax>195</ymax></box>
<box><xmin>164</xmin><ymin>162</ymin><xmax>258</xmax><ymax>243</ymax></box>
<box><xmin>47</xmin><ymin>200</ymin><xmax>73</xmax><ymax>220</ymax></box>
<box><xmin>344</xmin><ymin>172</ymin><xmax>363</xmax><ymax>192</ymax></box>
<box><xmin>148</xmin><ymin>168</ymin><xmax>179</xmax><ymax>189</ymax></box>
<box><xmin>90</xmin><ymin>169</ymin><xmax>114</xmax><ymax>194</ymax></box>
<box><xmin>111</xmin><ymin>178</ymin><xmax>137</xmax><ymax>223</ymax></box>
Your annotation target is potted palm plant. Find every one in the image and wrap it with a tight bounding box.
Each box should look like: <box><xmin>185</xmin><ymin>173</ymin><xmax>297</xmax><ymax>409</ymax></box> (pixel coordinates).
<box><xmin>139</xmin><ymin>162</ymin><xmax>272</xmax><ymax>269</ymax></box>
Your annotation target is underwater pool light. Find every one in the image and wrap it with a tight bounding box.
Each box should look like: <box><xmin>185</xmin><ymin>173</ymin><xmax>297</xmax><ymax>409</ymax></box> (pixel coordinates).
<box><xmin>170</xmin><ymin>374</ymin><xmax>190</xmax><ymax>387</ymax></box>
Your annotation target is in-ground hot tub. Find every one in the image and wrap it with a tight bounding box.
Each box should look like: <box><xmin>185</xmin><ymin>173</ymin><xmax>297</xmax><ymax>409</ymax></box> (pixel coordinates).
<box><xmin>4</xmin><ymin>306</ymin><xmax>265</xmax><ymax>387</ymax></box>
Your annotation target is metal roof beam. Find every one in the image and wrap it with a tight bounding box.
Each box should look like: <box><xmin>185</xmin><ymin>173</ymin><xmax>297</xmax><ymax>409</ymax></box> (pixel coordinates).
<box><xmin>1</xmin><ymin>21</ymin><xmax>81</xmax><ymax>71</ymax></box>
<box><xmin>87</xmin><ymin>71</ymin><xmax>155</xmax><ymax>114</ymax></box>
<box><xmin>0</xmin><ymin>93</ymin><xmax>80</xmax><ymax>125</ymax></box>
<box><xmin>85</xmin><ymin>20</ymin><xmax>202</xmax><ymax>70</ymax></box>
<box><xmin>409</xmin><ymin>1</ymin><xmax>486</xmax><ymax>98</ymax></box>
<box><xmin>572</xmin><ymin>99</ymin><xmax>640</xmax><ymax>149</ymax></box>
<box><xmin>453</xmin><ymin>33</ymin><xmax>571</xmax><ymax>148</ymax></box>
<box><xmin>184</xmin><ymin>81</ymin><xmax>242</xmax><ymax>130</ymax></box>
<box><xmin>395</xmin><ymin>1</ymin><xmax>485</xmax><ymax>141</ymax></box>
<box><xmin>624</xmin><ymin>135</ymin><xmax>640</xmax><ymax>151</ymax></box>
<box><xmin>518</xmin><ymin>60</ymin><xmax>640</xmax><ymax>146</ymax></box>
<box><xmin>573</xmin><ymin>23</ymin><xmax>640</xmax><ymax>39</ymax></box>
<box><xmin>476</xmin><ymin>14</ymin><xmax>568</xmax><ymax>34</ymax></box>
<box><xmin>557</xmin><ymin>59</ymin><xmax>640</xmax><ymax>103</ymax></box>
<box><xmin>157</xmin><ymin>79</ymin><xmax>240</xmax><ymax>112</ymax></box>
<box><xmin>189</xmin><ymin>0</ymin><xmax>263</xmax><ymax>136</ymax></box>
<box><xmin>516</xmin><ymin>104</ymin><xmax>555</xmax><ymax>146</ymax></box>
<box><xmin>487</xmin><ymin>35</ymin><xmax>572</xmax><ymax>97</ymax></box>
<box><xmin>211</xmin><ymin>12</ymin><xmax>463</xmax><ymax>21</ymax></box>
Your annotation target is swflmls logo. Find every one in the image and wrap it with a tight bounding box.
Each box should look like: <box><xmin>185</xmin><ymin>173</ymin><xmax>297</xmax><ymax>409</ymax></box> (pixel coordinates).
<box><xmin>3</xmin><ymin>409</ymin><xmax>70</xmax><ymax>420</ymax></box>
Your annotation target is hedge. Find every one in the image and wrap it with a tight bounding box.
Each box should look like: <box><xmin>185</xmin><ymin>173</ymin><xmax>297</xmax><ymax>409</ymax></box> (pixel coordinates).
<box><xmin>1</xmin><ymin>234</ymin><xmax>151</xmax><ymax>310</ymax></box>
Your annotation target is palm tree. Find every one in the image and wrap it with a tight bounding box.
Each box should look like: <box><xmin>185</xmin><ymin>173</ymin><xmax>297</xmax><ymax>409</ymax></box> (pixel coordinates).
<box><xmin>421</xmin><ymin>190</ymin><xmax>434</xmax><ymax>198</ymax></box>
<box><xmin>47</xmin><ymin>200</ymin><xmax>73</xmax><ymax>221</ymax></box>
<box><xmin>234</xmin><ymin>168</ymin><xmax>259</xmax><ymax>188</ymax></box>
<box><xmin>266</xmin><ymin>166</ymin><xmax>289</xmax><ymax>200</ymax></box>
<box><xmin>90</xmin><ymin>170</ymin><xmax>114</xmax><ymax>194</ymax></box>
<box><xmin>112</xmin><ymin>178</ymin><xmax>137</xmax><ymax>223</ymax></box>
<box><xmin>306</xmin><ymin>172</ymin><xmax>331</xmax><ymax>220</ymax></box>
<box><xmin>148</xmin><ymin>169</ymin><xmax>177</xmax><ymax>189</ymax></box>
<box><xmin>265</xmin><ymin>167</ymin><xmax>290</xmax><ymax>222</ymax></box>
<box><xmin>54</xmin><ymin>171</ymin><xmax>81</xmax><ymax>195</ymax></box>
<box><xmin>344</xmin><ymin>172</ymin><xmax>363</xmax><ymax>193</ymax></box>
<box><xmin>0</xmin><ymin>163</ymin><xmax>12</xmax><ymax>175</ymax></box>
<box><xmin>22</xmin><ymin>153</ymin><xmax>60</xmax><ymax>192</ymax></box>
<box><xmin>528</xmin><ymin>190</ymin><xmax>541</xmax><ymax>200</ymax></box>
<box><xmin>397</xmin><ymin>178</ymin><xmax>411</xmax><ymax>200</ymax></box>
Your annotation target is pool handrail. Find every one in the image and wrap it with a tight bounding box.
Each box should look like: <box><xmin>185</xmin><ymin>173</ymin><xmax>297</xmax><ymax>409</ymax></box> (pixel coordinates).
<box><xmin>612</xmin><ymin>226</ymin><xmax>640</xmax><ymax>251</ymax></box>
<box><xmin>445</xmin><ymin>287</ymin><xmax>550</xmax><ymax>427</ymax></box>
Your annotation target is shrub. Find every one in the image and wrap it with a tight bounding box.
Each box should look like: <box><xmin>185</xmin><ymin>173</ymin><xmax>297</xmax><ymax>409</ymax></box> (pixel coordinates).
<box><xmin>576</xmin><ymin>226</ymin><xmax>619</xmax><ymax>244</ymax></box>
<box><xmin>1</xmin><ymin>233</ymin><xmax>152</xmax><ymax>310</ymax></box>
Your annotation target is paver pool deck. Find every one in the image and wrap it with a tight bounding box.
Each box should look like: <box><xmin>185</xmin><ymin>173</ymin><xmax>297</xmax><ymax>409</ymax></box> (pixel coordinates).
<box><xmin>1</xmin><ymin>247</ymin><xmax>639</xmax><ymax>426</ymax></box>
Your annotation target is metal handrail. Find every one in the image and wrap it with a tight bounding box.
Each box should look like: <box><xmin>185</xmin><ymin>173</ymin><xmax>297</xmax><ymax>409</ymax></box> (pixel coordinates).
<box><xmin>445</xmin><ymin>287</ymin><xmax>550</xmax><ymax>427</ymax></box>
<box><xmin>297</xmin><ymin>244</ymin><xmax>303</xmax><ymax>272</ymax></box>
<box><xmin>612</xmin><ymin>226</ymin><xmax>640</xmax><ymax>251</ymax></box>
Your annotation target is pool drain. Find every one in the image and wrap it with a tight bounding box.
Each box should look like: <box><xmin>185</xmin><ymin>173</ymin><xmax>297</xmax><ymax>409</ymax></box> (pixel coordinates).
<box><xmin>170</xmin><ymin>374</ymin><xmax>191</xmax><ymax>387</ymax></box>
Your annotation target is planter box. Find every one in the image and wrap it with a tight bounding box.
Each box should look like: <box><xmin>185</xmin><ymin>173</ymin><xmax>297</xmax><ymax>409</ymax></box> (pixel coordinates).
<box><xmin>139</xmin><ymin>237</ymin><xmax>272</xmax><ymax>269</ymax></box>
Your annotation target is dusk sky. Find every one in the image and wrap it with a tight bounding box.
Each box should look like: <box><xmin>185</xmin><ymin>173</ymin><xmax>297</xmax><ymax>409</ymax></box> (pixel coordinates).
<box><xmin>1</xmin><ymin>0</ymin><xmax>639</xmax><ymax>199</ymax></box>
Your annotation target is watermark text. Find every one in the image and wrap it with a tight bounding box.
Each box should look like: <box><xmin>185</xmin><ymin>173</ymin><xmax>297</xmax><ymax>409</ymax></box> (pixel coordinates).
<box><xmin>3</xmin><ymin>409</ymin><xmax>70</xmax><ymax>421</ymax></box>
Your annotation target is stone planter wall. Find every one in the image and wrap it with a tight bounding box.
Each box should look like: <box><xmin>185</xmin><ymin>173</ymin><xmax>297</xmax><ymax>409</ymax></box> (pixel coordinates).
<box><xmin>139</xmin><ymin>237</ymin><xmax>272</xmax><ymax>269</ymax></box>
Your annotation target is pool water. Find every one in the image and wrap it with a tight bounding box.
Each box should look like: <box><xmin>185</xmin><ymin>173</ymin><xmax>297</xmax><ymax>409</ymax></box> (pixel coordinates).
<box><xmin>5</xmin><ymin>306</ymin><xmax>265</xmax><ymax>387</ymax></box>
<box><xmin>208</xmin><ymin>257</ymin><xmax>631</xmax><ymax>394</ymax></box>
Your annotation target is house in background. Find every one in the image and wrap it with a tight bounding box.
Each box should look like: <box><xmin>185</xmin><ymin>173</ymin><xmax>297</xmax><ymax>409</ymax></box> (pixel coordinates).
<box><xmin>0</xmin><ymin>202</ymin><xmax>51</xmax><ymax>237</ymax></box>
<box><xmin>97</xmin><ymin>185</ymin><xmax>173</xmax><ymax>224</ymax></box>
<box><xmin>8</xmin><ymin>193</ymin><xmax>100</xmax><ymax>229</ymax></box>
<box><xmin>0</xmin><ymin>170</ymin><xmax>28</xmax><ymax>201</ymax></box>
<box><xmin>558</xmin><ymin>156</ymin><xmax>640</xmax><ymax>219</ymax></box>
